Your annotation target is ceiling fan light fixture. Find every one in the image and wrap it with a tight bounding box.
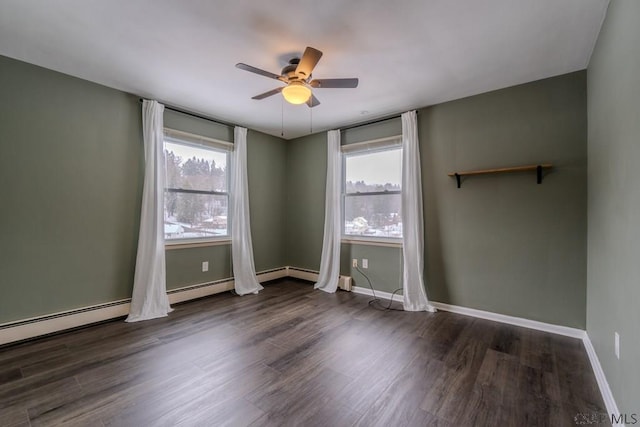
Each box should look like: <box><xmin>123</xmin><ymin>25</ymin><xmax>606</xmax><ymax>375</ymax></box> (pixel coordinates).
<box><xmin>282</xmin><ymin>81</ymin><xmax>311</xmax><ymax>105</ymax></box>
<box><xmin>237</xmin><ymin>46</ymin><xmax>357</xmax><ymax>108</ymax></box>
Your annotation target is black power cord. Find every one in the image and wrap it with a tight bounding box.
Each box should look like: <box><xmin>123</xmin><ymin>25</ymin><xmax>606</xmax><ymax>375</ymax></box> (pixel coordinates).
<box><xmin>354</xmin><ymin>265</ymin><xmax>404</xmax><ymax>311</ymax></box>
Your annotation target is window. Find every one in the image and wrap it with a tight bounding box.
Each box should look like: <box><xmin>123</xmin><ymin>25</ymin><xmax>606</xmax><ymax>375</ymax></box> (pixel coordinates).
<box><xmin>163</xmin><ymin>129</ymin><xmax>231</xmax><ymax>241</ymax></box>
<box><xmin>343</xmin><ymin>137</ymin><xmax>403</xmax><ymax>240</ymax></box>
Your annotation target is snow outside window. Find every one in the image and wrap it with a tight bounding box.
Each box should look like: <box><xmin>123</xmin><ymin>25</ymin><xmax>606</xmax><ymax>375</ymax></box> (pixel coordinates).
<box><xmin>163</xmin><ymin>130</ymin><xmax>230</xmax><ymax>242</ymax></box>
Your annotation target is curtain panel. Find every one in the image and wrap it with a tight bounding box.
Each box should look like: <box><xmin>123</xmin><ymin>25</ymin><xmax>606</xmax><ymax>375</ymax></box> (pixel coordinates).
<box><xmin>231</xmin><ymin>127</ymin><xmax>263</xmax><ymax>295</ymax></box>
<box><xmin>401</xmin><ymin>110</ymin><xmax>435</xmax><ymax>312</ymax></box>
<box><xmin>126</xmin><ymin>100</ymin><xmax>172</xmax><ymax>322</ymax></box>
<box><xmin>314</xmin><ymin>130</ymin><xmax>342</xmax><ymax>293</ymax></box>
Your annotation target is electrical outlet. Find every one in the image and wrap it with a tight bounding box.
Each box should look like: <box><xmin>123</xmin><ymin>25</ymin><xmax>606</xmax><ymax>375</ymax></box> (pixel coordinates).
<box><xmin>352</xmin><ymin>259</ymin><xmax>358</xmax><ymax>268</ymax></box>
<box><xmin>202</xmin><ymin>261</ymin><xmax>209</xmax><ymax>272</ymax></box>
<box><xmin>615</xmin><ymin>332</ymin><xmax>620</xmax><ymax>359</ymax></box>
<box><xmin>362</xmin><ymin>259</ymin><xmax>368</xmax><ymax>269</ymax></box>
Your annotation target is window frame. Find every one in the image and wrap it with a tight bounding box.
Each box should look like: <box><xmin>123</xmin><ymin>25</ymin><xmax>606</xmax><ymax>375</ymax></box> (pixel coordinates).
<box><xmin>341</xmin><ymin>135</ymin><xmax>403</xmax><ymax>244</ymax></box>
<box><xmin>163</xmin><ymin>128</ymin><xmax>233</xmax><ymax>246</ymax></box>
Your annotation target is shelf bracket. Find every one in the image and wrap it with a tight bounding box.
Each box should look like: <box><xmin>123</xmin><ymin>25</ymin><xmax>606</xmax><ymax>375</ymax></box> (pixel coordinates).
<box><xmin>536</xmin><ymin>165</ymin><xmax>542</xmax><ymax>184</ymax></box>
<box><xmin>455</xmin><ymin>173</ymin><xmax>461</xmax><ymax>189</ymax></box>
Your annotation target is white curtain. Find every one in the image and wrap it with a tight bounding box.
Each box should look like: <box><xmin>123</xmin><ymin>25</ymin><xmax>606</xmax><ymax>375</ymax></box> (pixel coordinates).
<box><xmin>314</xmin><ymin>130</ymin><xmax>342</xmax><ymax>293</ymax></box>
<box><xmin>126</xmin><ymin>100</ymin><xmax>173</xmax><ymax>322</ymax></box>
<box><xmin>401</xmin><ymin>111</ymin><xmax>436</xmax><ymax>312</ymax></box>
<box><xmin>231</xmin><ymin>127</ymin><xmax>263</xmax><ymax>295</ymax></box>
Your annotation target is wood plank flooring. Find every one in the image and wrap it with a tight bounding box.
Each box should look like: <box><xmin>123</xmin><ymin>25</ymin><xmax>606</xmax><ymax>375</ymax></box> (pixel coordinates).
<box><xmin>0</xmin><ymin>279</ymin><xmax>607</xmax><ymax>426</ymax></box>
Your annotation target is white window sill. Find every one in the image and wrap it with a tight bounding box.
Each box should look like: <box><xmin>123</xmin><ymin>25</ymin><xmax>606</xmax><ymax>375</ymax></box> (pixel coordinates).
<box><xmin>165</xmin><ymin>238</ymin><xmax>231</xmax><ymax>250</ymax></box>
<box><xmin>341</xmin><ymin>237</ymin><xmax>402</xmax><ymax>248</ymax></box>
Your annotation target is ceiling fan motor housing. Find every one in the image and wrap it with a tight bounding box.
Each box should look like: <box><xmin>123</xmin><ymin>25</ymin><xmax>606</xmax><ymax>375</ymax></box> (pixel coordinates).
<box><xmin>282</xmin><ymin>58</ymin><xmax>307</xmax><ymax>80</ymax></box>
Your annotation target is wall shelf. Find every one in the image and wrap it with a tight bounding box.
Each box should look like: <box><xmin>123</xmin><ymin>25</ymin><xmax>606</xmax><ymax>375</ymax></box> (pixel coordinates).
<box><xmin>448</xmin><ymin>164</ymin><xmax>553</xmax><ymax>188</ymax></box>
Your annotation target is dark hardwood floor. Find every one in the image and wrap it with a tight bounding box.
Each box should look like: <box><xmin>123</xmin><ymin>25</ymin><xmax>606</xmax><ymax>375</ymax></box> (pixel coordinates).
<box><xmin>0</xmin><ymin>279</ymin><xmax>607</xmax><ymax>426</ymax></box>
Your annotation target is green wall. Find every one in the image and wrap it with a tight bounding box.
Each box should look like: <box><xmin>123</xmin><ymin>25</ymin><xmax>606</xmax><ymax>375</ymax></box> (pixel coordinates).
<box><xmin>0</xmin><ymin>55</ymin><xmax>143</xmax><ymax>322</ymax></box>
<box><xmin>340</xmin><ymin>243</ymin><xmax>404</xmax><ymax>294</ymax></box>
<box><xmin>423</xmin><ymin>71</ymin><xmax>587</xmax><ymax>328</ymax></box>
<box><xmin>341</xmin><ymin>119</ymin><xmax>402</xmax><ymax>146</ymax></box>
<box><xmin>286</xmin><ymin>71</ymin><xmax>588</xmax><ymax>328</ymax></box>
<box><xmin>0</xmin><ymin>55</ymin><xmax>287</xmax><ymax>323</ymax></box>
<box><xmin>165</xmin><ymin>245</ymin><xmax>231</xmax><ymax>289</ymax></box>
<box><xmin>246</xmin><ymin>129</ymin><xmax>287</xmax><ymax>272</ymax></box>
<box><xmin>587</xmin><ymin>0</ymin><xmax>640</xmax><ymax>414</ymax></box>
<box><xmin>285</xmin><ymin>132</ymin><xmax>327</xmax><ymax>270</ymax></box>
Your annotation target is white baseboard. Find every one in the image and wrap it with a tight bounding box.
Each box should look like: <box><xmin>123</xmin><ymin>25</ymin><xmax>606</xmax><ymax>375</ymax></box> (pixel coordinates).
<box><xmin>257</xmin><ymin>267</ymin><xmax>289</xmax><ymax>283</ymax></box>
<box><xmin>0</xmin><ymin>265</ymin><xmax>357</xmax><ymax>346</ymax></box>
<box><xmin>0</xmin><ymin>273</ymin><xmax>590</xmax><ymax>345</ymax></box>
<box><xmin>431</xmin><ymin>301</ymin><xmax>586</xmax><ymax>340</ymax></box>
<box><xmin>285</xmin><ymin>267</ymin><xmax>352</xmax><ymax>291</ymax></box>
<box><xmin>167</xmin><ymin>268</ymin><xmax>289</xmax><ymax>304</ymax></box>
<box><xmin>286</xmin><ymin>267</ymin><xmax>319</xmax><ymax>282</ymax></box>
<box><xmin>0</xmin><ymin>301</ymin><xmax>131</xmax><ymax>346</ymax></box>
<box><xmin>167</xmin><ymin>280</ymin><xmax>235</xmax><ymax>305</ymax></box>
<box><xmin>352</xmin><ymin>285</ymin><xmax>404</xmax><ymax>303</ymax></box>
<box><xmin>583</xmin><ymin>334</ymin><xmax>622</xmax><ymax>425</ymax></box>
<box><xmin>0</xmin><ymin>267</ymin><xmax>289</xmax><ymax>346</ymax></box>
<box><xmin>352</xmin><ymin>285</ymin><xmax>585</xmax><ymax>339</ymax></box>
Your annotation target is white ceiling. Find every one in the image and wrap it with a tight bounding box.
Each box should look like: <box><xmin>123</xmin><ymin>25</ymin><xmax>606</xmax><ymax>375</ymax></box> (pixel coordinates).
<box><xmin>0</xmin><ymin>0</ymin><xmax>608</xmax><ymax>139</ymax></box>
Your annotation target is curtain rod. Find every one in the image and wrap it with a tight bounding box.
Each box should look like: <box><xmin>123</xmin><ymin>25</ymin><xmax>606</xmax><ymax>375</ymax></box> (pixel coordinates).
<box><xmin>138</xmin><ymin>98</ymin><xmax>236</xmax><ymax>129</ymax></box>
<box><xmin>340</xmin><ymin>111</ymin><xmax>416</xmax><ymax>132</ymax></box>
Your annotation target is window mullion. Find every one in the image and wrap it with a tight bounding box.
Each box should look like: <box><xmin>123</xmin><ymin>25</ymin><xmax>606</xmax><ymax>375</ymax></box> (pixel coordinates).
<box><xmin>165</xmin><ymin>188</ymin><xmax>228</xmax><ymax>196</ymax></box>
<box><xmin>344</xmin><ymin>191</ymin><xmax>401</xmax><ymax>197</ymax></box>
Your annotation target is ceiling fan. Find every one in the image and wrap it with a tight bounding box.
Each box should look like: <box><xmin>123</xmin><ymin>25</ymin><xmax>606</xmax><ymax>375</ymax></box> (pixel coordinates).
<box><xmin>236</xmin><ymin>46</ymin><xmax>358</xmax><ymax>108</ymax></box>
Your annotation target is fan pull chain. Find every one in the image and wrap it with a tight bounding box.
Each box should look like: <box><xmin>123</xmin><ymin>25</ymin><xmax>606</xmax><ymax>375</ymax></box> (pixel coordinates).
<box><xmin>309</xmin><ymin>103</ymin><xmax>313</xmax><ymax>134</ymax></box>
<box><xmin>281</xmin><ymin>97</ymin><xmax>284</xmax><ymax>137</ymax></box>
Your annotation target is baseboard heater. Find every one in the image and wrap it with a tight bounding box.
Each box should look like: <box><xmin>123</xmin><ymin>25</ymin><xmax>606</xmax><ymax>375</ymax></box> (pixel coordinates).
<box><xmin>0</xmin><ymin>267</ymin><xmax>352</xmax><ymax>346</ymax></box>
<box><xmin>286</xmin><ymin>266</ymin><xmax>352</xmax><ymax>291</ymax></box>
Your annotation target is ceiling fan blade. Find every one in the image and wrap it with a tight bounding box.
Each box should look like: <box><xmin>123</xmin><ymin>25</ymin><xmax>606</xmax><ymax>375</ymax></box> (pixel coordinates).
<box><xmin>307</xmin><ymin>94</ymin><xmax>321</xmax><ymax>108</ymax></box>
<box><xmin>309</xmin><ymin>78</ymin><xmax>359</xmax><ymax>88</ymax></box>
<box><xmin>295</xmin><ymin>47</ymin><xmax>323</xmax><ymax>79</ymax></box>
<box><xmin>251</xmin><ymin>87</ymin><xmax>283</xmax><ymax>100</ymax></box>
<box><xmin>236</xmin><ymin>63</ymin><xmax>285</xmax><ymax>81</ymax></box>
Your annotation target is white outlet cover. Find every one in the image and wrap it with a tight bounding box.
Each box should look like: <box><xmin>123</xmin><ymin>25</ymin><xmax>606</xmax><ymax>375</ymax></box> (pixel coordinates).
<box><xmin>202</xmin><ymin>261</ymin><xmax>209</xmax><ymax>272</ymax></box>
<box><xmin>362</xmin><ymin>259</ymin><xmax>368</xmax><ymax>269</ymax></box>
<box><xmin>352</xmin><ymin>259</ymin><xmax>358</xmax><ymax>267</ymax></box>
<box><xmin>615</xmin><ymin>332</ymin><xmax>620</xmax><ymax>359</ymax></box>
